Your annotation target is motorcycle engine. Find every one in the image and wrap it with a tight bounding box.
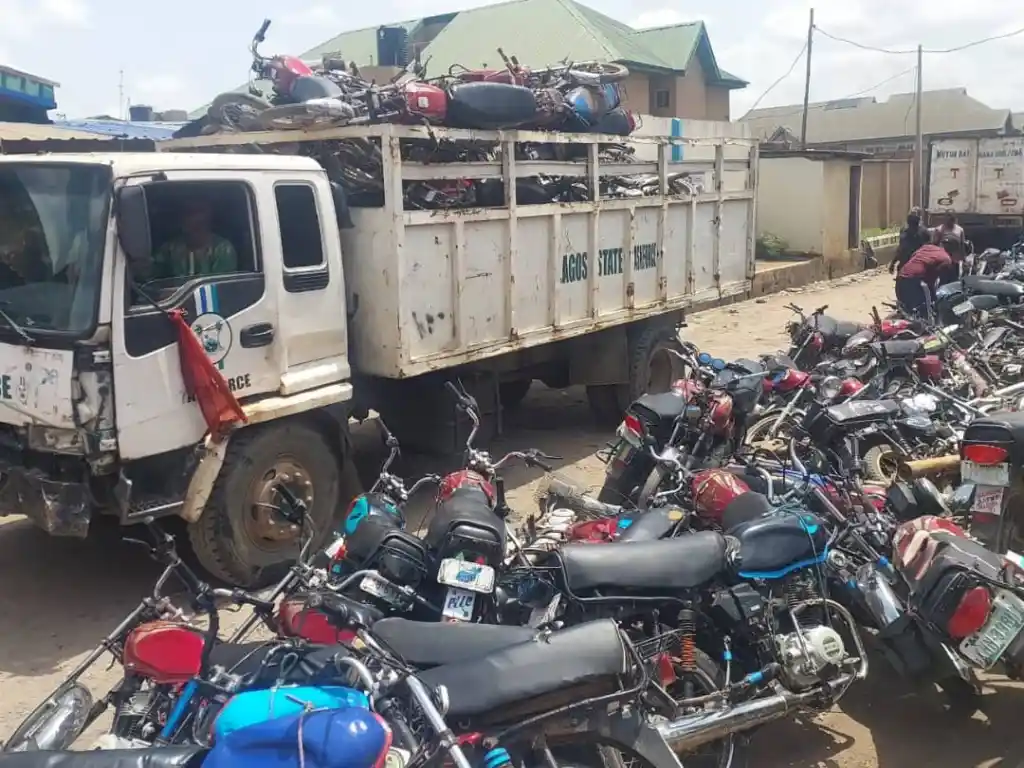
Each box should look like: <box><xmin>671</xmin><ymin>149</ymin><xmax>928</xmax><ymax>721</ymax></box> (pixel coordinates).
<box><xmin>775</xmin><ymin>625</ymin><xmax>848</xmax><ymax>690</ymax></box>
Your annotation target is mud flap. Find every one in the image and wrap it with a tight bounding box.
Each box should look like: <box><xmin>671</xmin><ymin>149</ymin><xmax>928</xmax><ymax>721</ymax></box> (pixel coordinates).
<box><xmin>179</xmin><ymin>434</ymin><xmax>230</xmax><ymax>523</ymax></box>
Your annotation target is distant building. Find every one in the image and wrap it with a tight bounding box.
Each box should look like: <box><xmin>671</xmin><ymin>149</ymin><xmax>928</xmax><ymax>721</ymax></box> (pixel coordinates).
<box><xmin>198</xmin><ymin>0</ymin><xmax>746</xmax><ymax>121</ymax></box>
<box><xmin>740</xmin><ymin>89</ymin><xmax>1013</xmax><ymax>158</ymax></box>
<box><xmin>0</xmin><ymin>65</ymin><xmax>58</xmax><ymax>123</ymax></box>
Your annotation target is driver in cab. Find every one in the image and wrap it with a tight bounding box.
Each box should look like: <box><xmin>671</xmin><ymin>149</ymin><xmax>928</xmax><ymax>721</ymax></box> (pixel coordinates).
<box><xmin>136</xmin><ymin>197</ymin><xmax>238</xmax><ymax>280</ymax></box>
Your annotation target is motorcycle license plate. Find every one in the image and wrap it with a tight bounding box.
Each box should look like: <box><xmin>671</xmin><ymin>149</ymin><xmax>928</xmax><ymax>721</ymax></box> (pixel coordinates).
<box><xmin>605</xmin><ymin>438</ymin><xmax>635</xmax><ymax>477</ymax></box>
<box><xmin>962</xmin><ymin>461</ymin><xmax>1010</xmax><ymax>487</ymax></box>
<box><xmin>437</xmin><ymin>559</ymin><xmax>495</xmax><ymax>594</ymax></box>
<box><xmin>959</xmin><ymin>590</ymin><xmax>1024</xmax><ymax>668</ymax></box>
<box><xmin>953</xmin><ymin>300</ymin><xmax>973</xmax><ymax>316</ymax></box>
<box><xmin>360</xmin><ymin>574</ymin><xmax>405</xmax><ymax>607</ymax></box>
<box><xmin>617</xmin><ymin>423</ymin><xmax>642</xmax><ymax>448</ymax></box>
<box><xmin>442</xmin><ymin>587</ymin><xmax>476</xmax><ymax>621</ymax></box>
<box><xmin>972</xmin><ymin>485</ymin><xmax>1005</xmax><ymax>516</ymax></box>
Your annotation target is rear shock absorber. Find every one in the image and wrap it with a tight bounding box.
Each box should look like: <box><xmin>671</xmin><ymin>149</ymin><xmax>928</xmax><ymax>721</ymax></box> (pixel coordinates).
<box><xmin>677</xmin><ymin>608</ymin><xmax>697</xmax><ymax>699</ymax></box>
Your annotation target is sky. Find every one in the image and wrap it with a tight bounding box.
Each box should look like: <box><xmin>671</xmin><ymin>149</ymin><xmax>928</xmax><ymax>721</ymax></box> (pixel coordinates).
<box><xmin>3</xmin><ymin>0</ymin><xmax>1024</xmax><ymax>120</ymax></box>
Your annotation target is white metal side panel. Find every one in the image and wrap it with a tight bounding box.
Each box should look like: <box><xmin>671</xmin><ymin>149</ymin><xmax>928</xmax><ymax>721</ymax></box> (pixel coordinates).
<box><xmin>928</xmin><ymin>139</ymin><xmax>976</xmax><ymax>213</ymax></box>
<box><xmin>976</xmin><ymin>137</ymin><xmax>1024</xmax><ymax>215</ymax></box>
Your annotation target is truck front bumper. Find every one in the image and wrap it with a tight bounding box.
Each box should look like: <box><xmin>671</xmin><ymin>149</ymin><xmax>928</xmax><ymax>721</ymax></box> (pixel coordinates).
<box><xmin>0</xmin><ymin>465</ymin><xmax>90</xmax><ymax>537</ymax></box>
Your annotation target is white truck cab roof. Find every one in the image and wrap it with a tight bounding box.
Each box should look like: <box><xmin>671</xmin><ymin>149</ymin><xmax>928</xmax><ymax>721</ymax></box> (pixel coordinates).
<box><xmin>0</xmin><ymin>151</ymin><xmax>324</xmax><ymax>177</ymax></box>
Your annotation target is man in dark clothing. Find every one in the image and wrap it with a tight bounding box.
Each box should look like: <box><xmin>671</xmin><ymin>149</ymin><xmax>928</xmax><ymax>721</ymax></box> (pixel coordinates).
<box><xmin>896</xmin><ymin>243</ymin><xmax>954</xmax><ymax>317</ymax></box>
<box><xmin>889</xmin><ymin>207</ymin><xmax>932</xmax><ymax>275</ymax></box>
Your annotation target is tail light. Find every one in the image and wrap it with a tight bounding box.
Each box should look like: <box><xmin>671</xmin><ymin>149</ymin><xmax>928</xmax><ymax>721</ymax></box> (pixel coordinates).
<box><xmin>947</xmin><ymin>586</ymin><xmax>992</xmax><ymax>639</ymax></box>
<box><xmin>962</xmin><ymin>444</ymin><xmax>1009</xmax><ymax>465</ymax></box>
<box><xmin>623</xmin><ymin>413</ymin><xmax>644</xmax><ymax>439</ymax></box>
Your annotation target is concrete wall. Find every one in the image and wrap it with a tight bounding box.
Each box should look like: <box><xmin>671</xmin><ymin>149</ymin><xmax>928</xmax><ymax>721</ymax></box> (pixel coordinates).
<box><xmin>822</xmin><ymin>160</ymin><xmax>858</xmax><ymax>261</ymax></box>
<box><xmin>630</xmin><ymin>116</ymin><xmax>751</xmax><ymax>192</ymax></box>
<box><xmin>756</xmin><ymin>157</ymin><xmax>825</xmax><ymax>254</ymax></box>
<box><xmin>861</xmin><ymin>159</ymin><xmax>912</xmax><ymax>231</ymax></box>
<box><xmin>616</xmin><ymin>66</ymin><xmax>734</xmax><ymax>121</ymax></box>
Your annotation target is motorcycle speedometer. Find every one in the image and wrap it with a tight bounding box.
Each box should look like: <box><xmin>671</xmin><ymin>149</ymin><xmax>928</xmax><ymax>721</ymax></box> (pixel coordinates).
<box><xmin>711</xmin><ymin>358</ymin><xmax>726</xmax><ymax>371</ymax></box>
<box><xmin>697</xmin><ymin>352</ymin><xmax>712</xmax><ymax>365</ymax></box>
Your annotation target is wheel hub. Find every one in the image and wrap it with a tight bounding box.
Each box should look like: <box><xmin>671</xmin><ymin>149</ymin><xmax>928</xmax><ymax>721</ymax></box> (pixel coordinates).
<box><xmin>245</xmin><ymin>459</ymin><xmax>315</xmax><ymax>548</ymax></box>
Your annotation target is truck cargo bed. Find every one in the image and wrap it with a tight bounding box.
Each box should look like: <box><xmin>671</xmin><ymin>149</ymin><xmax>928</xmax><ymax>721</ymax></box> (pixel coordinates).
<box><xmin>162</xmin><ymin>123</ymin><xmax>758</xmax><ymax>379</ymax></box>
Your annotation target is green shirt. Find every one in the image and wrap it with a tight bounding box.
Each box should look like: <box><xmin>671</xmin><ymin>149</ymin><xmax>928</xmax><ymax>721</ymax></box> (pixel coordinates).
<box><xmin>152</xmin><ymin>235</ymin><xmax>238</xmax><ymax>279</ymax></box>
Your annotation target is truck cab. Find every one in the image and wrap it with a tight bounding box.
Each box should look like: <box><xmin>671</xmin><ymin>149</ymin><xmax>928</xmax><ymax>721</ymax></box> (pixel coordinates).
<box><xmin>0</xmin><ymin>152</ymin><xmax>355</xmax><ymax>585</ymax></box>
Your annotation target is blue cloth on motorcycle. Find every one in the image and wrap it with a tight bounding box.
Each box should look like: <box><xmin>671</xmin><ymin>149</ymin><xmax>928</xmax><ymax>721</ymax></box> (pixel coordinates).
<box><xmin>214</xmin><ymin>685</ymin><xmax>370</xmax><ymax>741</ymax></box>
<box><xmin>205</xmin><ymin>706</ymin><xmax>391</xmax><ymax>768</ymax></box>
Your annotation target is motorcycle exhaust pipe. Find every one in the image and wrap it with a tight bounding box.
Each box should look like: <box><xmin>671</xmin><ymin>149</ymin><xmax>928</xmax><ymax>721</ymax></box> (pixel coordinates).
<box><xmin>896</xmin><ymin>454</ymin><xmax>960</xmax><ymax>482</ymax></box>
<box><xmin>656</xmin><ymin>674</ymin><xmax>852</xmax><ymax>752</ymax></box>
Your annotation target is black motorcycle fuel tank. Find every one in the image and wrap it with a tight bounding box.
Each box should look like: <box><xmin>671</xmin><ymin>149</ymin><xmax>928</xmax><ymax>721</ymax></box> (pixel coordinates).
<box><xmin>727</xmin><ymin>510</ymin><xmax>830</xmax><ymax>578</ymax></box>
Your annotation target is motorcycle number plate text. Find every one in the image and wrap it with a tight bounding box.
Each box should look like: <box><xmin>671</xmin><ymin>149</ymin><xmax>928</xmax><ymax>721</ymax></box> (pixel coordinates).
<box><xmin>960</xmin><ymin>590</ymin><xmax>1024</xmax><ymax>669</ymax></box>
<box><xmin>442</xmin><ymin>587</ymin><xmax>476</xmax><ymax>621</ymax></box>
<box><xmin>437</xmin><ymin>559</ymin><xmax>495</xmax><ymax>594</ymax></box>
<box><xmin>952</xmin><ymin>301</ymin><xmax>973</xmax><ymax>317</ymax></box>
<box><xmin>360</xmin><ymin>575</ymin><xmax>405</xmax><ymax>606</ymax></box>
<box><xmin>972</xmin><ymin>485</ymin><xmax>1005</xmax><ymax>516</ymax></box>
<box><xmin>962</xmin><ymin>461</ymin><xmax>1010</xmax><ymax>487</ymax></box>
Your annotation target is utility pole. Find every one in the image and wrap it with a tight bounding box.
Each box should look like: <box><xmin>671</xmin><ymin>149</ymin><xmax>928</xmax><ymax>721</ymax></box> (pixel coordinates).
<box><xmin>914</xmin><ymin>44</ymin><xmax>924</xmax><ymax>207</ymax></box>
<box><xmin>118</xmin><ymin>70</ymin><xmax>125</xmax><ymax>120</ymax></box>
<box><xmin>800</xmin><ymin>8</ymin><xmax>814</xmax><ymax>147</ymax></box>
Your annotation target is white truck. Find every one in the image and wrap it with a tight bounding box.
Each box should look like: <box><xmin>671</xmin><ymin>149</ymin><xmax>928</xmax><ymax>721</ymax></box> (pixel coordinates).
<box><xmin>0</xmin><ymin>123</ymin><xmax>757</xmax><ymax>585</ymax></box>
<box><xmin>928</xmin><ymin>136</ymin><xmax>1024</xmax><ymax>233</ymax></box>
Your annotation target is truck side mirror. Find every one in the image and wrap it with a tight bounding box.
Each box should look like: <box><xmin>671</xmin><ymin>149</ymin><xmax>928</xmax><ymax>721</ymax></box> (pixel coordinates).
<box><xmin>115</xmin><ymin>186</ymin><xmax>152</xmax><ymax>264</ymax></box>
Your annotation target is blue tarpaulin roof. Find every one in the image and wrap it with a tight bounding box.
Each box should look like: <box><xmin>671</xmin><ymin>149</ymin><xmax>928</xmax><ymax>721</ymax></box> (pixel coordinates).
<box><xmin>53</xmin><ymin>120</ymin><xmax>185</xmax><ymax>141</ymax></box>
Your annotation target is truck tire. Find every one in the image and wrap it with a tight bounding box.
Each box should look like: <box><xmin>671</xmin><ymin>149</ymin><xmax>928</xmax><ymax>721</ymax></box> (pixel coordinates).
<box><xmin>188</xmin><ymin>420</ymin><xmax>342</xmax><ymax>588</ymax></box>
<box><xmin>587</xmin><ymin>325</ymin><xmax>683</xmax><ymax>426</ymax></box>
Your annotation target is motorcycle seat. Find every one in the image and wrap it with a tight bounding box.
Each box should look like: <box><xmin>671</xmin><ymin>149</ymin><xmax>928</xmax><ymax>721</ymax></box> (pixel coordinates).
<box><xmin>0</xmin><ymin>748</ymin><xmax>206</xmax><ymax>768</ymax></box>
<box><xmin>632</xmin><ymin>391</ymin><xmax>686</xmax><ymax>422</ymax></box>
<box><xmin>372</xmin><ymin>618</ymin><xmax>536</xmax><ymax>667</ymax></box>
<box><xmin>810</xmin><ymin>315</ymin><xmax>866</xmax><ymax>344</ymax></box>
<box><xmin>560</xmin><ymin>532</ymin><xmax>727</xmax><ymax>593</ymax></box>
<box><xmin>962</xmin><ymin>276</ymin><xmax>1024</xmax><ymax>299</ymax></box>
<box><xmin>446</xmin><ymin>82</ymin><xmax>537</xmax><ymax>129</ymax></box>
<box><xmin>416</xmin><ymin>619</ymin><xmax>628</xmax><ymax>720</ymax></box>
<box><xmin>870</xmin><ymin>339</ymin><xmax>926</xmax><ymax>359</ymax></box>
<box><xmin>969</xmin><ymin>294</ymin><xmax>1002</xmax><ymax>311</ymax></box>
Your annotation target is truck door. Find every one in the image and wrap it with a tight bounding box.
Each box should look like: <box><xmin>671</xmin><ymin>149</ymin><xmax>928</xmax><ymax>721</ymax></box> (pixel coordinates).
<box><xmin>112</xmin><ymin>174</ymin><xmax>283</xmax><ymax>460</ymax></box>
<box><xmin>269</xmin><ymin>178</ymin><xmax>349</xmax><ymax>388</ymax></box>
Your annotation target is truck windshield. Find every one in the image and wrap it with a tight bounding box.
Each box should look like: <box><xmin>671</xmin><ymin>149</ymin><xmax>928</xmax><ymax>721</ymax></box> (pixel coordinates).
<box><xmin>0</xmin><ymin>163</ymin><xmax>111</xmax><ymax>338</ymax></box>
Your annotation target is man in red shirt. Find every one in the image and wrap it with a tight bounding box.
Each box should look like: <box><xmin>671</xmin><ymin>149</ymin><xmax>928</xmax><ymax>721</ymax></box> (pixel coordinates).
<box><xmin>896</xmin><ymin>243</ymin><xmax>953</xmax><ymax>317</ymax></box>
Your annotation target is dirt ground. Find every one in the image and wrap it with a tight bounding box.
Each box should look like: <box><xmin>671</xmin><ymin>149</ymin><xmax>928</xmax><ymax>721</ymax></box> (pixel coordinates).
<box><xmin>3</xmin><ymin>268</ymin><xmax>1024</xmax><ymax>766</ymax></box>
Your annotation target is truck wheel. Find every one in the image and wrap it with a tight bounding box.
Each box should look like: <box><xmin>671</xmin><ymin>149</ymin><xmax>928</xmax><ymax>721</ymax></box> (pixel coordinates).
<box><xmin>587</xmin><ymin>325</ymin><xmax>683</xmax><ymax>426</ymax></box>
<box><xmin>499</xmin><ymin>379</ymin><xmax>532</xmax><ymax>410</ymax></box>
<box><xmin>188</xmin><ymin>421</ymin><xmax>341</xmax><ymax>588</ymax></box>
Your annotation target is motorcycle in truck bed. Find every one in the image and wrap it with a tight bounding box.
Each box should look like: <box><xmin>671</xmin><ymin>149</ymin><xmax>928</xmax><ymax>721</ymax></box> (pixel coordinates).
<box><xmin>0</xmin><ymin>123</ymin><xmax>757</xmax><ymax>586</ymax></box>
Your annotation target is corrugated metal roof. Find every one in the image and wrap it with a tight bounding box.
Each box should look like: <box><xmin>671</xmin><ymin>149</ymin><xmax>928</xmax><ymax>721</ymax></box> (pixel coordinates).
<box><xmin>0</xmin><ymin>122</ymin><xmax>108</xmax><ymax>141</ymax></box>
<box><xmin>740</xmin><ymin>89</ymin><xmax>1012</xmax><ymax>144</ymax></box>
<box><xmin>55</xmin><ymin>120</ymin><xmax>184</xmax><ymax>141</ymax></box>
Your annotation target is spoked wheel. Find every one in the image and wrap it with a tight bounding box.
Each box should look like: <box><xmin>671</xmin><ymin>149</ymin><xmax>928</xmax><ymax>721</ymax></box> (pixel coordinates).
<box><xmin>862</xmin><ymin>443</ymin><xmax>903</xmax><ymax>484</ymax></box>
<box><xmin>567</xmin><ymin>62</ymin><xmax>630</xmax><ymax>83</ymax></box>
<box><xmin>743</xmin><ymin>412</ymin><xmax>798</xmax><ymax>456</ymax></box>
<box><xmin>663</xmin><ymin>649</ymin><xmax>740</xmax><ymax>768</ymax></box>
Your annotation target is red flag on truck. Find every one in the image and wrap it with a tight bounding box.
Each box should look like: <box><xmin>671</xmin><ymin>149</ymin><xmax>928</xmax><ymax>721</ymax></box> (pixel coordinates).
<box><xmin>168</xmin><ymin>308</ymin><xmax>247</xmax><ymax>440</ymax></box>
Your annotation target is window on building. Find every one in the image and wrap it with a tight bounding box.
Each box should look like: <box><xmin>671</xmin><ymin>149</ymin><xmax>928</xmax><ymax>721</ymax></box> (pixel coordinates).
<box><xmin>655</xmin><ymin>90</ymin><xmax>671</xmax><ymax>109</ymax></box>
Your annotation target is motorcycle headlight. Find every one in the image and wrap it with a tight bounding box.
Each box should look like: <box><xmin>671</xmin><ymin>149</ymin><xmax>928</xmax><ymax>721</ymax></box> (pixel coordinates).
<box><xmin>819</xmin><ymin>375</ymin><xmax>842</xmax><ymax>401</ymax></box>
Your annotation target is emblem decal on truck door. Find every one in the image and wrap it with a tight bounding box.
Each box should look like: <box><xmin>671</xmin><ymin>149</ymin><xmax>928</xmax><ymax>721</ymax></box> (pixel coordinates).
<box><xmin>191</xmin><ymin>312</ymin><xmax>232</xmax><ymax>369</ymax></box>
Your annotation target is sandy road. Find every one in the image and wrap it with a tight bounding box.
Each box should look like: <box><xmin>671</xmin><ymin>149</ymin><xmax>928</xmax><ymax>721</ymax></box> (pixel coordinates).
<box><xmin>3</xmin><ymin>268</ymin><xmax>1024</xmax><ymax>765</ymax></box>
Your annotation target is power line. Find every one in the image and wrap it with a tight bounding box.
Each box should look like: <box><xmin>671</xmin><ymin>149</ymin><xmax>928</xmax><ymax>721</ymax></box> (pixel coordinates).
<box><xmin>815</xmin><ymin>24</ymin><xmax>1024</xmax><ymax>55</ymax></box>
<box><xmin>746</xmin><ymin>41</ymin><xmax>808</xmax><ymax>113</ymax></box>
<box><xmin>744</xmin><ymin>65</ymin><xmax>917</xmax><ymax>120</ymax></box>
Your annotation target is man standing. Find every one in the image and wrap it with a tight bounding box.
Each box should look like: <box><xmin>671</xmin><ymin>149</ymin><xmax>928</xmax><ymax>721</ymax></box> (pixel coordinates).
<box><xmin>896</xmin><ymin>242</ymin><xmax>954</xmax><ymax>317</ymax></box>
<box><xmin>889</xmin><ymin>207</ymin><xmax>932</xmax><ymax>275</ymax></box>
<box><xmin>931</xmin><ymin>212</ymin><xmax>967</xmax><ymax>285</ymax></box>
